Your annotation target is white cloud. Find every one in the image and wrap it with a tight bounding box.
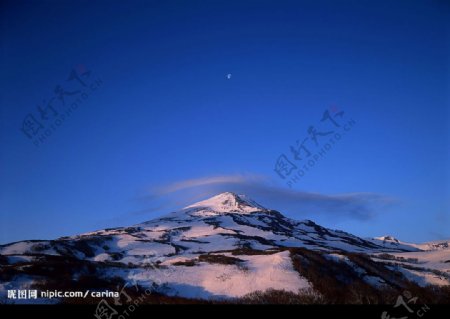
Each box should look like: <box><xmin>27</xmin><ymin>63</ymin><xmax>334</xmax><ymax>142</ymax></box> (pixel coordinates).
<box><xmin>144</xmin><ymin>174</ymin><xmax>397</xmax><ymax>220</ymax></box>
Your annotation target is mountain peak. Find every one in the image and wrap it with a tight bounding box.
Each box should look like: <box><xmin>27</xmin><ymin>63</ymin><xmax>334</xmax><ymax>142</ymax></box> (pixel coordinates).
<box><xmin>375</xmin><ymin>235</ymin><xmax>400</xmax><ymax>243</ymax></box>
<box><xmin>184</xmin><ymin>192</ymin><xmax>267</xmax><ymax>214</ymax></box>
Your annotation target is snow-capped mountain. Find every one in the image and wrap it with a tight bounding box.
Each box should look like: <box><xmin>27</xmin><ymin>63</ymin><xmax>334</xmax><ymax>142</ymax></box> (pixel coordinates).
<box><xmin>1</xmin><ymin>192</ymin><xmax>449</xmax><ymax>303</ymax></box>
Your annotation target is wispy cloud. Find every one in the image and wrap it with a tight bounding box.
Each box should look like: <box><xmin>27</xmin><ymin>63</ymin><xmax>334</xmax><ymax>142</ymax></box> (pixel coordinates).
<box><xmin>152</xmin><ymin>174</ymin><xmax>267</xmax><ymax>195</ymax></box>
<box><xmin>144</xmin><ymin>174</ymin><xmax>397</xmax><ymax>221</ymax></box>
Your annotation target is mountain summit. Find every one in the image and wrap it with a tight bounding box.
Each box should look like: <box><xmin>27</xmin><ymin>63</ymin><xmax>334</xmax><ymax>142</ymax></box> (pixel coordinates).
<box><xmin>184</xmin><ymin>192</ymin><xmax>267</xmax><ymax>214</ymax></box>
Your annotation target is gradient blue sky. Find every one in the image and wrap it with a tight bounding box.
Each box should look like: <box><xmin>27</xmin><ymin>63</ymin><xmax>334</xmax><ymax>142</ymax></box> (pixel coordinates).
<box><xmin>1</xmin><ymin>0</ymin><xmax>449</xmax><ymax>244</ymax></box>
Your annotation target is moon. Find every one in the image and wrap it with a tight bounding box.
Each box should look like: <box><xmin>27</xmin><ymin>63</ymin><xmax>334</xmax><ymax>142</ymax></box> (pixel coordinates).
<box><xmin>226</xmin><ymin>73</ymin><xmax>232</xmax><ymax>79</ymax></box>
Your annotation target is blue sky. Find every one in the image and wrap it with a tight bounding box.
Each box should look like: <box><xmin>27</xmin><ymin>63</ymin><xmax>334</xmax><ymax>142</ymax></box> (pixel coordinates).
<box><xmin>0</xmin><ymin>0</ymin><xmax>449</xmax><ymax>244</ymax></box>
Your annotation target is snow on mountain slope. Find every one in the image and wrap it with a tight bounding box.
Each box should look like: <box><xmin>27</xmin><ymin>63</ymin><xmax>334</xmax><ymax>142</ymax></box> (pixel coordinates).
<box><xmin>0</xmin><ymin>192</ymin><xmax>449</xmax><ymax>303</ymax></box>
<box><xmin>371</xmin><ymin>239</ymin><xmax>450</xmax><ymax>287</ymax></box>
<box><xmin>128</xmin><ymin>250</ymin><xmax>310</xmax><ymax>299</ymax></box>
